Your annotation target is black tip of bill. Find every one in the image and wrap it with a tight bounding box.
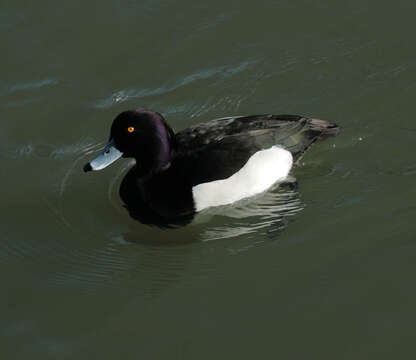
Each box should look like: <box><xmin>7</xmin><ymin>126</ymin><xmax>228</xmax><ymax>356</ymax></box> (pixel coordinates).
<box><xmin>83</xmin><ymin>163</ymin><xmax>92</xmax><ymax>172</ymax></box>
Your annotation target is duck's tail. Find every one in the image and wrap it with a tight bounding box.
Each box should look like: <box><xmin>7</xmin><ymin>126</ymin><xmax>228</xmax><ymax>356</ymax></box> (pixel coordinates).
<box><xmin>288</xmin><ymin>117</ymin><xmax>340</xmax><ymax>164</ymax></box>
<box><xmin>307</xmin><ymin>118</ymin><xmax>340</xmax><ymax>140</ymax></box>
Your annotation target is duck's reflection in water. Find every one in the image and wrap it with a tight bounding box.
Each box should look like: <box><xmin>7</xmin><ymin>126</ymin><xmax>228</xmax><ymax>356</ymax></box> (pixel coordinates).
<box><xmin>121</xmin><ymin>181</ymin><xmax>303</xmax><ymax>245</ymax></box>
<box><xmin>196</xmin><ymin>184</ymin><xmax>303</xmax><ymax>243</ymax></box>
<box><xmin>110</xmin><ymin>184</ymin><xmax>303</xmax><ymax>297</ymax></box>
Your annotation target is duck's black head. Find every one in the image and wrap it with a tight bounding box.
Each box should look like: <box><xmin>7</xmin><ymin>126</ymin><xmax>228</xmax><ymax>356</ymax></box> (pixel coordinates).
<box><xmin>84</xmin><ymin>109</ymin><xmax>175</xmax><ymax>176</ymax></box>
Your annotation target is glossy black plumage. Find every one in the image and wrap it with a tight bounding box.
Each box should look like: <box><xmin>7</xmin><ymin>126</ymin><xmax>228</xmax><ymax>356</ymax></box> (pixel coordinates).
<box><xmin>84</xmin><ymin>109</ymin><xmax>339</xmax><ymax>226</ymax></box>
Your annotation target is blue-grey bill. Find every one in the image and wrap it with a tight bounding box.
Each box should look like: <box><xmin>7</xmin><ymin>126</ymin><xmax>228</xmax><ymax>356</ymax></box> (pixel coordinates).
<box><xmin>83</xmin><ymin>139</ymin><xmax>123</xmax><ymax>172</ymax></box>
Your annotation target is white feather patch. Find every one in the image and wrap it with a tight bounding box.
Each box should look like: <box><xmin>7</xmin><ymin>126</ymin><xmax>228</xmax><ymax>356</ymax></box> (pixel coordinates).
<box><xmin>192</xmin><ymin>146</ymin><xmax>293</xmax><ymax>212</ymax></box>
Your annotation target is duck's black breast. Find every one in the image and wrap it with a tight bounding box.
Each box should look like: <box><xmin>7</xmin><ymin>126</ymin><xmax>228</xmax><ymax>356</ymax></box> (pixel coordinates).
<box><xmin>119</xmin><ymin>161</ymin><xmax>193</xmax><ymax>225</ymax></box>
<box><xmin>119</xmin><ymin>137</ymin><xmax>253</xmax><ymax>223</ymax></box>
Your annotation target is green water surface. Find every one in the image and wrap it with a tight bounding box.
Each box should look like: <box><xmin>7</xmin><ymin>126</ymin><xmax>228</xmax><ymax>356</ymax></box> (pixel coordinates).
<box><xmin>1</xmin><ymin>0</ymin><xmax>416</xmax><ymax>359</ymax></box>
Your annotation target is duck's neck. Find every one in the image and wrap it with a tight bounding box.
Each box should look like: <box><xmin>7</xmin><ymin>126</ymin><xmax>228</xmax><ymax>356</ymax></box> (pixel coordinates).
<box><xmin>134</xmin><ymin>151</ymin><xmax>171</xmax><ymax>180</ymax></box>
<box><xmin>134</xmin><ymin>132</ymin><xmax>173</xmax><ymax>179</ymax></box>
<box><xmin>133</xmin><ymin>113</ymin><xmax>175</xmax><ymax>180</ymax></box>
<box><xmin>154</xmin><ymin>116</ymin><xmax>171</xmax><ymax>167</ymax></box>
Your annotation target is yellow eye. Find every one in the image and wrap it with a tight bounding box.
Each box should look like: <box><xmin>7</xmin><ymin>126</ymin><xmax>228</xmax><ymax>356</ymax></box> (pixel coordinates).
<box><xmin>127</xmin><ymin>126</ymin><xmax>135</xmax><ymax>133</ymax></box>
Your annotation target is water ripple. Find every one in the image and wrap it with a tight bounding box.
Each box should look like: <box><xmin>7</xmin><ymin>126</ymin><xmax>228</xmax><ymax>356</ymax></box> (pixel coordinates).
<box><xmin>198</xmin><ymin>187</ymin><xmax>304</xmax><ymax>243</ymax></box>
<box><xmin>9</xmin><ymin>78</ymin><xmax>59</xmax><ymax>93</ymax></box>
<box><xmin>92</xmin><ymin>59</ymin><xmax>260</xmax><ymax>109</ymax></box>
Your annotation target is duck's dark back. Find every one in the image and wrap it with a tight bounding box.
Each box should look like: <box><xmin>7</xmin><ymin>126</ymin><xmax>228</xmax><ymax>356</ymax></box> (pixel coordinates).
<box><xmin>174</xmin><ymin>114</ymin><xmax>339</xmax><ymax>166</ymax></box>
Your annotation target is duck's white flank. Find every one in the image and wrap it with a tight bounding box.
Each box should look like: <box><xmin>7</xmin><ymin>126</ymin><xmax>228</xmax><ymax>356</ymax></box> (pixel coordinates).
<box><xmin>192</xmin><ymin>146</ymin><xmax>293</xmax><ymax>212</ymax></box>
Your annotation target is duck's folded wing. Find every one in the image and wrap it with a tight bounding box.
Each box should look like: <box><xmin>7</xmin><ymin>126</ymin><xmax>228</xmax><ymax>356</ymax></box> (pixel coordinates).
<box><xmin>175</xmin><ymin>114</ymin><xmax>338</xmax><ymax>167</ymax></box>
<box><xmin>175</xmin><ymin>114</ymin><xmax>301</xmax><ymax>152</ymax></box>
